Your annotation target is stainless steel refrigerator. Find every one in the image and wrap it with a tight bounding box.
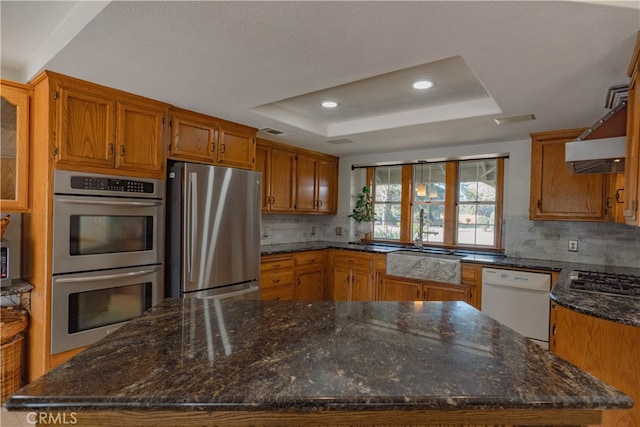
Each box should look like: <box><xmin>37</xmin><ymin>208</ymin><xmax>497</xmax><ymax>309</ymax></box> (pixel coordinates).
<box><xmin>166</xmin><ymin>162</ymin><xmax>261</xmax><ymax>299</ymax></box>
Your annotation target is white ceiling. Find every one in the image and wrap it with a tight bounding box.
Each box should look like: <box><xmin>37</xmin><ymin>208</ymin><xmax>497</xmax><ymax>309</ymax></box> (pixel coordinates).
<box><xmin>1</xmin><ymin>1</ymin><xmax>638</xmax><ymax>157</ymax></box>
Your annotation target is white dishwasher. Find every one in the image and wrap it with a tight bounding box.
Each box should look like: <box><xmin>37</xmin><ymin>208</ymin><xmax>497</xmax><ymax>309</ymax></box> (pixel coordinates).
<box><xmin>481</xmin><ymin>268</ymin><xmax>551</xmax><ymax>349</ymax></box>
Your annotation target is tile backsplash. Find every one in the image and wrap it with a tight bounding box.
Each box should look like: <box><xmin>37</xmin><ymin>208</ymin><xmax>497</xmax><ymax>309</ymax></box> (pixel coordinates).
<box><xmin>503</xmin><ymin>216</ymin><xmax>640</xmax><ymax>268</ymax></box>
<box><xmin>260</xmin><ymin>214</ymin><xmax>352</xmax><ymax>245</ymax></box>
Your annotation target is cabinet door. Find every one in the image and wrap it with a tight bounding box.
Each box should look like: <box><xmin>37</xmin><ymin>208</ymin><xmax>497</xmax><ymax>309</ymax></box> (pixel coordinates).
<box><xmin>169</xmin><ymin>109</ymin><xmax>217</xmax><ymax>163</ymax></box>
<box><xmin>0</xmin><ymin>81</ymin><xmax>30</xmax><ymax>212</ymax></box>
<box><xmin>351</xmin><ymin>269</ymin><xmax>373</xmax><ymax>301</ymax></box>
<box><xmin>332</xmin><ymin>266</ymin><xmax>352</xmax><ymax>301</ymax></box>
<box><xmin>317</xmin><ymin>158</ymin><xmax>338</xmax><ymax>214</ymax></box>
<box><xmin>255</xmin><ymin>143</ymin><xmax>271</xmax><ymax>212</ymax></box>
<box><xmin>295</xmin><ymin>265</ymin><xmax>325</xmax><ymax>301</ymax></box>
<box><xmin>530</xmin><ymin>129</ymin><xmax>606</xmax><ymax>221</ymax></box>
<box><xmin>423</xmin><ymin>282</ymin><xmax>471</xmax><ymax>303</ymax></box>
<box><xmin>624</xmin><ymin>72</ymin><xmax>640</xmax><ymax>225</ymax></box>
<box><xmin>116</xmin><ymin>101</ymin><xmax>165</xmax><ymax>174</ymax></box>
<box><xmin>295</xmin><ymin>154</ymin><xmax>317</xmax><ymax>213</ymax></box>
<box><xmin>57</xmin><ymin>86</ymin><xmax>115</xmax><ymax>169</ymax></box>
<box><xmin>270</xmin><ymin>147</ymin><xmax>297</xmax><ymax>213</ymax></box>
<box><xmin>381</xmin><ymin>276</ymin><xmax>421</xmax><ymax>301</ymax></box>
<box><xmin>217</xmin><ymin>122</ymin><xmax>256</xmax><ymax>170</ymax></box>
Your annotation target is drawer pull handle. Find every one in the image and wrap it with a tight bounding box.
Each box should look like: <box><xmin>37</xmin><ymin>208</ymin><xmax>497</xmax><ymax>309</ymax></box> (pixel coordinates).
<box><xmin>272</xmin><ymin>279</ymin><xmax>281</xmax><ymax>283</ymax></box>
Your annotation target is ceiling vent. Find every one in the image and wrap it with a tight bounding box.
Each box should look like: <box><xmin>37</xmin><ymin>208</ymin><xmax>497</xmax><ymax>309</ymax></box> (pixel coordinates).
<box><xmin>605</xmin><ymin>84</ymin><xmax>629</xmax><ymax>109</ymax></box>
<box><xmin>326</xmin><ymin>139</ymin><xmax>355</xmax><ymax>145</ymax></box>
<box><xmin>493</xmin><ymin>114</ymin><xmax>536</xmax><ymax>125</ymax></box>
<box><xmin>259</xmin><ymin>127</ymin><xmax>286</xmax><ymax>135</ymax></box>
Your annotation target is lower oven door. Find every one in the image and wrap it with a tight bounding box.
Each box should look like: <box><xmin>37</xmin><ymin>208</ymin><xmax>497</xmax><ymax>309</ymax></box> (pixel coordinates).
<box><xmin>51</xmin><ymin>265</ymin><xmax>163</xmax><ymax>355</ymax></box>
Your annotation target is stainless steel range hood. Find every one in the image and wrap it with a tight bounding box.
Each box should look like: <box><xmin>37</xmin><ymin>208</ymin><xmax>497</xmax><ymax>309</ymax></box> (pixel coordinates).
<box><xmin>565</xmin><ymin>101</ymin><xmax>627</xmax><ymax>174</ymax></box>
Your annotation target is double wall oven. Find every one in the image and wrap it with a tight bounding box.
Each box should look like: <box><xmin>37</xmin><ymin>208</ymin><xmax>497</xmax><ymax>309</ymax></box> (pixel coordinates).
<box><xmin>51</xmin><ymin>170</ymin><xmax>164</xmax><ymax>354</ymax></box>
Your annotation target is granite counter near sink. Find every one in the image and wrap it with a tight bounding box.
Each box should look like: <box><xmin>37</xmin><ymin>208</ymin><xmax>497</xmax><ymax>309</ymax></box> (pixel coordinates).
<box><xmin>4</xmin><ymin>299</ymin><xmax>631</xmax><ymax>426</ymax></box>
<box><xmin>261</xmin><ymin>242</ymin><xmax>640</xmax><ymax>327</ymax></box>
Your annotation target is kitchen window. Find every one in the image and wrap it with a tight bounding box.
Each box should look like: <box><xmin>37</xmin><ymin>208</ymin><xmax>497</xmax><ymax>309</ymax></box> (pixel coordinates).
<box><xmin>368</xmin><ymin>158</ymin><xmax>504</xmax><ymax>250</ymax></box>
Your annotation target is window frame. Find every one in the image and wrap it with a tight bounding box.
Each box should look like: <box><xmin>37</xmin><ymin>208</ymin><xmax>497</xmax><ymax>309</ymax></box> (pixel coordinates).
<box><xmin>365</xmin><ymin>158</ymin><xmax>504</xmax><ymax>251</ymax></box>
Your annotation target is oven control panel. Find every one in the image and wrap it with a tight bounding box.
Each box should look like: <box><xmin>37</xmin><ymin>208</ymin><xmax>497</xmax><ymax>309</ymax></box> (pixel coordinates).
<box><xmin>70</xmin><ymin>176</ymin><xmax>155</xmax><ymax>194</ymax></box>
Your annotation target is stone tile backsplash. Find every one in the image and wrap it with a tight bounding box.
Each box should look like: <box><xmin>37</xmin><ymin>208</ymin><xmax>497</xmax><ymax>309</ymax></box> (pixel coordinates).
<box><xmin>504</xmin><ymin>217</ymin><xmax>640</xmax><ymax>268</ymax></box>
<box><xmin>260</xmin><ymin>214</ymin><xmax>352</xmax><ymax>245</ymax></box>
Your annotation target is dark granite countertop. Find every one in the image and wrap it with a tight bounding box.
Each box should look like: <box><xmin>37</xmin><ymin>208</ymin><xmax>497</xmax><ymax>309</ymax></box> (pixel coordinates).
<box><xmin>0</xmin><ymin>279</ymin><xmax>34</xmax><ymax>296</ymax></box>
<box><xmin>4</xmin><ymin>299</ymin><xmax>631</xmax><ymax>415</ymax></box>
<box><xmin>261</xmin><ymin>242</ymin><xmax>640</xmax><ymax>327</ymax></box>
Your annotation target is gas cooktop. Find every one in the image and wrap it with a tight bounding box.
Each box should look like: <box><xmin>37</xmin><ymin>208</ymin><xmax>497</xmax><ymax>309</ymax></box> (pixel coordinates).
<box><xmin>569</xmin><ymin>270</ymin><xmax>640</xmax><ymax>298</ymax></box>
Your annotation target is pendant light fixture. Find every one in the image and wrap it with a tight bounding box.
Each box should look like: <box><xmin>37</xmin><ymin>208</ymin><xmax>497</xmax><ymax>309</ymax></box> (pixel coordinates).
<box><xmin>416</xmin><ymin>163</ymin><xmax>426</xmax><ymax>197</ymax></box>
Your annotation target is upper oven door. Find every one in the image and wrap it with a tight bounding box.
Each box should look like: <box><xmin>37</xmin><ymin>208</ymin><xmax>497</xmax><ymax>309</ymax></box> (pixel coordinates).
<box><xmin>53</xmin><ymin>194</ymin><xmax>163</xmax><ymax>274</ymax></box>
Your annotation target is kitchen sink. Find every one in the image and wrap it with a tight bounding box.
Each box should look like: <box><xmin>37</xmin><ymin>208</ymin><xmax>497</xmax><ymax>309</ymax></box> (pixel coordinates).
<box><xmin>386</xmin><ymin>250</ymin><xmax>462</xmax><ymax>284</ymax></box>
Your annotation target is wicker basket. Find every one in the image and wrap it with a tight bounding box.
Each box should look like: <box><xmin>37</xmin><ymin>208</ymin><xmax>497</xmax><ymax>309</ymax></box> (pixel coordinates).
<box><xmin>1</xmin><ymin>306</ymin><xmax>28</xmax><ymax>401</ymax></box>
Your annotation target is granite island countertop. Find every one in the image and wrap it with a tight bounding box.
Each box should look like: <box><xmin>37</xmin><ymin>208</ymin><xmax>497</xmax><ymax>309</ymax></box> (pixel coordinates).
<box><xmin>4</xmin><ymin>299</ymin><xmax>632</xmax><ymax>426</ymax></box>
<box><xmin>261</xmin><ymin>242</ymin><xmax>640</xmax><ymax>327</ymax></box>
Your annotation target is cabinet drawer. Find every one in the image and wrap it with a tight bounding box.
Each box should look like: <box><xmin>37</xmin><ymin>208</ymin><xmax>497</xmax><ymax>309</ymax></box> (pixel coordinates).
<box><xmin>260</xmin><ymin>283</ymin><xmax>294</xmax><ymax>300</ymax></box>
<box><xmin>333</xmin><ymin>254</ymin><xmax>372</xmax><ymax>270</ymax></box>
<box><xmin>294</xmin><ymin>250</ymin><xmax>326</xmax><ymax>267</ymax></box>
<box><xmin>261</xmin><ymin>256</ymin><xmax>294</xmax><ymax>271</ymax></box>
<box><xmin>461</xmin><ymin>263</ymin><xmax>481</xmax><ymax>285</ymax></box>
<box><xmin>261</xmin><ymin>271</ymin><xmax>294</xmax><ymax>288</ymax></box>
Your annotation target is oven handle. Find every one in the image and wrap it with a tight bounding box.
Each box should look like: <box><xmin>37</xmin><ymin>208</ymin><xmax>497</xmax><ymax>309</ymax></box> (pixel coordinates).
<box><xmin>56</xmin><ymin>199</ymin><xmax>162</xmax><ymax>207</ymax></box>
<box><xmin>54</xmin><ymin>267</ymin><xmax>161</xmax><ymax>283</ymax></box>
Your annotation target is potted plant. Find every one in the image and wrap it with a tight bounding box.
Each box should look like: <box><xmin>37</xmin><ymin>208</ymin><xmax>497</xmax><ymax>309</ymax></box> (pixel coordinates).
<box><xmin>349</xmin><ymin>186</ymin><xmax>376</xmax><ymax>238</ymax></box>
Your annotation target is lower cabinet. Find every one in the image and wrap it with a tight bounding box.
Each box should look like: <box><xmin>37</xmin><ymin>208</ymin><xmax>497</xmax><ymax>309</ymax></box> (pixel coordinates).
<box><xmin>329</xmin><ymin>251</ymin><xmax>374</xmax><ymax>301</ymax></box>
<box><xmin>380</xmin><ymin>275</ymin><xmax>473</xmax><ymax>305</ymax></box>
<box><xmin>550</xmin><ymin>303</ymin><xmax>639</xmax><ymax>426</ymax></box>
<box><xmin>260</xmin><ymin>255</ymin><xmax>295</xmax><ymax>300</ymax></box>
<box><xmin>260</xmin><ymin>251</ymin><xmax>327</xmax><ymax>301</ymax></box>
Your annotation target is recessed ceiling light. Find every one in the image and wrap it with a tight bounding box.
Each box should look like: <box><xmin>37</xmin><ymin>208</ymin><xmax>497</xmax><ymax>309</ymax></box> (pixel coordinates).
<box><xmin>321</xmin><ymin>100</ymin><xmax>339</xmax><ymax>108</ymax></box>
<box><xmin>412</xmin><ymin>80</ymin><xmax>434</xmax><ymax>90</ymax></box>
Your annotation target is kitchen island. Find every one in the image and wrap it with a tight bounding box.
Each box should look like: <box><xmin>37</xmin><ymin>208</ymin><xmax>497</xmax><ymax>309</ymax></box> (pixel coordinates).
<box><xmin>4</xmin><ymin>299</ymin><xmax>631</xmax><ymax>426</ymax></box>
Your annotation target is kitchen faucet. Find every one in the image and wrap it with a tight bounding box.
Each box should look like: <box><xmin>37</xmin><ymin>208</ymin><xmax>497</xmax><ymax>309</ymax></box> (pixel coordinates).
<box><xmin>415</xmin><ymin>208</ymin><xmax>439</xmax><ymax>249</ymax></box>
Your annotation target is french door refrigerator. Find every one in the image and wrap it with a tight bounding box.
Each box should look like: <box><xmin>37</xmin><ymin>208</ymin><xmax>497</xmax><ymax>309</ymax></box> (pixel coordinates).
<box><xmin>166</xmin><ymin>162</ymin><xmax>261</xmax><ymax>299</ymax></box>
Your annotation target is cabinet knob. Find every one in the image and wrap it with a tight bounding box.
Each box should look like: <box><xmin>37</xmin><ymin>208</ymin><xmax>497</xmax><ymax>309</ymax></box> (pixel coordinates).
<box><xmin>120</xmin><ymin>145</ymin><xmax>125</xmax><ymax>156</ymax></box>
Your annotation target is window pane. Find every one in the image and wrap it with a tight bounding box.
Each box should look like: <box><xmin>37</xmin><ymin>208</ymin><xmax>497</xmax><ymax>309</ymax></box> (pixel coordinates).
<box><xmin>457</xmin><ymin>204</ymin><xmax>496</xmax><ymax>246</ymax></box>
<box><xmin>413</xmin><ymin>163</ymin><xmax>445</xmax><ymax>202</ymax></box>
<box><xmin>458</xmin><ymin>160</ymin><xmax>497</xmax><ymax>202</ymax></box>
<box><xmin>374</xmin><ymin>203</ymin><xmax>401</xmax><ymax>239</ymax></box>
<box><xmin>412</xmin><ymin>204</ymin><xmax>444</xmax><ymax>243</ymax></box>
<box><xmin>374</xmin><ymin>166</ymin><xmax>402</xmax><ymax>202</ymax></box>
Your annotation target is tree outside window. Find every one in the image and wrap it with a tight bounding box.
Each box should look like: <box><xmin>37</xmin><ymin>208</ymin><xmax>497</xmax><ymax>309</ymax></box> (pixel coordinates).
<box><xmin>372</xmin><ymin>166</ymin><xmax>402</xmax><ymax>240</ymax></box>
<box><xmin>457</xmin><ymin>159</ymin><xmax>498</xmax><ymax>246</ymax></box>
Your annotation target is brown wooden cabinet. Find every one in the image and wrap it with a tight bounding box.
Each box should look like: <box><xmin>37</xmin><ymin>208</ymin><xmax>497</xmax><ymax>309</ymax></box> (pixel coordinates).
<box><xmin>624</xmin><ymin>32</ymin><xmax>640</xmax><ymax>226</ymax></box>
<box><xmin>381</xmin><ymin>274</ymin><xmax>473</xmax><ymax>306</ymax></box>
<box><xmin>260</xmin><ymin>254</ymin><xmax>295</xmax><ymax>300</ymax></box>
<box><xmin>550</xmin><ymin>303</ymin><xmax>640</xmax><ymax>426</ymax></box>
<box><xmin>38</xmin><ymin>71</ymin><xmax>169</xmax><ymax>178</ymax></box>
<box><xmin>293</xmin><ymin>251</ymin><xmax>326</xmax><ymax>300</ymax></box>
<box><xmin>169</xmin><ymin>107</ymin><xmax>217</xmax><ymax>163</ymax></box>
<box><xmin>255</xmin><ymin>139</ymin><xmax>296</xmax><ymax>213</ymax></box>
<box><xmin>295</xmin><ymin>153</ymin><xmax>338</xmax><ymax>214</ymax></box>
<box><xmin>330</xmin><ymin>251</ymin><xmax>374</xmax><ymax>301</ymax></box>
<box><xmin>169</xmin><ymin>108</ymin><xmax>256</xmax><ymax>170</ymax></box>
<box><xmin>530</xmin><ymin>128</ymin><xmax>609</xmax><ymax>221</ymax></box>
<box><xmin>1</xmin><ymin>80</ymin><xmax>31</xmax><ymax>212</ymax></box>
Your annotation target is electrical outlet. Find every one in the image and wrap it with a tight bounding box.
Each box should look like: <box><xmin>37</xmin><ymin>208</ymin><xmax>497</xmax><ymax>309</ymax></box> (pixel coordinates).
<box><xmin>335</xmin><ymin>226</ymin><xmax>342</xmax><ymax>236</ymax></box>
<box><xmin>311</xmin><ymin>226</ymin><xmax>316</xmax><ymax>236</ymax></box>
<box><xmin>568</xmin><ymin>240</ymin><xmax>578</xmax><ymax>252</ymax></box>
<box><xmin>263</xmin><ymin>227</ymin><xmax>269</xmax><ymax>238</ymax></box>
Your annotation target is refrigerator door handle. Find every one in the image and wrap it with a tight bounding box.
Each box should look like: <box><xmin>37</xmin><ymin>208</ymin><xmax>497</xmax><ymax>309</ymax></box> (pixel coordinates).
<box><xmin>187</xmin><ymin>172</ymin><xmax>198</xmax><ymax>283</ymax></box>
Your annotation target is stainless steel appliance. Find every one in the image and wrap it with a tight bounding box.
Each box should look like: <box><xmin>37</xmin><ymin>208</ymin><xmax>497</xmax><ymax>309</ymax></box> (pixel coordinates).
<box><xmin>166</xmin><ymin>162</ymin><xmax>261</xmax><ymax>299</ymax></box>
<box><xmin>0</xmin><ymin>239</ymin><xmax>11</xmax><ymax>285</ymax></box>
<box><xmin>569</xmin><ymin>270</ymin><xmax>640</xmax><ymax>297</ymax></box>
<box><xmin>51</xmin><ymin>170</ymin><xmax>165</xmax><ymax>354</ymax></box>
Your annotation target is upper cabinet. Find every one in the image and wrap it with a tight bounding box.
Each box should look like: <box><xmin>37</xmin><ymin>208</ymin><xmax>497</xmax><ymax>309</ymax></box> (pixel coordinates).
<box><xmin>530</xmin><ymin>128</ymin><xmax>609</xmax><ymax>221</ymax></box>
<box><xmin>256</xmin><ymin>139</ymin><xmax>296</xmax><ymax>213</ymax></box>
<box><xmin>624</xmin><ymin>32</ymin><xmax>640</xmax><ymax>226</ymax></box>
<box><xmin>295</xmin><ymin>152</ymin><xmax>338</xmax><ymax>214</ymax></box>
<box><xmin>32</xmin><ymin>71</ymin><xmax>169</xmax><ymax>179</ymax></box>
<box><xmin>257</xmin><ymin>138</ymin><xmax>339</xmax><ymax>215</ymax></box>
<box><xmin>1</xmin><ymin>80</ymin><xmax>31</xmax><ymax>212</ymax></box>
<box><xmin>169</xmin><ymin>107</ymin><xmax>256</xmax><ymax>170</ymax></box>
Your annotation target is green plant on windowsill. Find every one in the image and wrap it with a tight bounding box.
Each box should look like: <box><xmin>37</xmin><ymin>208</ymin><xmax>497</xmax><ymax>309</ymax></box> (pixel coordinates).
<box><xmin>349</xmin><ymin>186</ymin><xmax>376</xmax><ymax>224</ymax></box>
